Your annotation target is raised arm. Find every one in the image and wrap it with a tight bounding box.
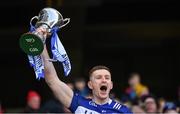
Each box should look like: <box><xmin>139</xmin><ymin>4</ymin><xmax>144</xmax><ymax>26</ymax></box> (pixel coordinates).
<box><xmin>41</xmin><ymin>42</ymin><xmax>73</xmax><ymax>108</ymax></box>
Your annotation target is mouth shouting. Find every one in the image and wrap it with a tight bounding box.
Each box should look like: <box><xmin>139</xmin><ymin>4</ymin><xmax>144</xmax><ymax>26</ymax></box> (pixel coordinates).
<box><xmin>100</xmin><ymin>85</ymin><xmax>107</xmax><ymax>92</ymax></box>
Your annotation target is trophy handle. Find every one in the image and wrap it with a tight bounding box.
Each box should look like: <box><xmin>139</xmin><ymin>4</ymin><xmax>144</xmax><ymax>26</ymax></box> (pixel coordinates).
<box><xmin>59</xmin><ymin>18</ymin><xmax>70</xmax><ymax>28</ymax></box>
<box><xmin>30</xmin><ymin>16</ymin><xmax>39</xmax><ymax>27</ymax></box>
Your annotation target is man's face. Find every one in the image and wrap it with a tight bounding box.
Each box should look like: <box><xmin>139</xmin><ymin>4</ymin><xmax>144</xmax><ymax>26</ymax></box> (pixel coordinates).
<box><xmin>88</xmin><ymin>69</ymin><xmax>113</xmax><ymax>100</ymax></box>
<box><xmin>28</xmin><ymin>96</ymin><xmax>41</xmax><ymax>110</ymax></box>
<box><xmin>75</xmin><ymin>80</ymin><xmax>86</xmax><ymax>91</ymax></box>
<box><xmin>144</xmin><ymin>98</ymin><xmax>157</xmax><ymax>113</ymax></box>
<box><xmin>129</xmin><ymin>75</ymin><xmax>140</xmax><ymax>87</ymax></box>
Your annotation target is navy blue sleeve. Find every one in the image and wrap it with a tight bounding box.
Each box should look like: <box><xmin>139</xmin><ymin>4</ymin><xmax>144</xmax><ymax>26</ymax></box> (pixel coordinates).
<box><xmin>69</xmin><ymin>93</ymin><xmax>79</xmax><ymax>112</ymax></box>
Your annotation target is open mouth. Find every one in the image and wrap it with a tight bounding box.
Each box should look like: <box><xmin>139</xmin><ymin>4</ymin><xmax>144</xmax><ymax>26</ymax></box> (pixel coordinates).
<box><xmin>100</xmin><ymin>85</ymin><xmax>107</xmax><ymax>91</ymax></box>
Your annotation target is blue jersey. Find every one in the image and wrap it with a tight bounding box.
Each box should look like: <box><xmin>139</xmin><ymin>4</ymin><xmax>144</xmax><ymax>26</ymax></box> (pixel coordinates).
<box><xmin>70</xmin><ymin>93</ymin><xmax>132</xmax><ymax>114</ymax></box>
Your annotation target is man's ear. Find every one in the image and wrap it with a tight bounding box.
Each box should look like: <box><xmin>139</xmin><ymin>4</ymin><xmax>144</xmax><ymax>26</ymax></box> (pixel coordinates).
<box><xmin>88</xmin><ymin>81</ymin><xmax>93</xmax><ymax>89</ymax></box>
<box><xmin>110</xmin><ymin>81</ymin><xmax>113</xmax><ymax>90</ymax></box>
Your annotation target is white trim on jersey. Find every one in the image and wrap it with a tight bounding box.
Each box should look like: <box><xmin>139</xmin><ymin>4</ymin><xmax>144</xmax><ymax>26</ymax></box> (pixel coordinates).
<box><xmin>108</xmin><ymin>98</ymin><xmax>112</xmax><ymax>104</ymax></box>
<box><xmin>113</xmin><ymin>102</ymin><xmax>122</xmax><ymax>110</ymax></box>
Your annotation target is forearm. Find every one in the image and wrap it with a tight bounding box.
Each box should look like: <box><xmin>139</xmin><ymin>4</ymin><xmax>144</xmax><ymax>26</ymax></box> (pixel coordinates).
<box><xmin>41</xmin><ymin>45</ymin><xmax>73</xmax><ymax>108</ymax></box>
<box><xmin>41</xmin><ymin>45</ymin><xmax>59</xmax><ymax>84</ymax></box>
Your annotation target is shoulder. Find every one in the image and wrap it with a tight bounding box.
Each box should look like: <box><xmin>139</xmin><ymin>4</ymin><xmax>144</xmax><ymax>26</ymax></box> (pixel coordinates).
<box><xmin>70</xmin><ymin>93</ymin><xmax>91</xmax><ymax>112</ymax></box>
<box><xmin>111</xmin><ymin>100</ymin><xmax>132</xmax><ymax>113</ymax></box>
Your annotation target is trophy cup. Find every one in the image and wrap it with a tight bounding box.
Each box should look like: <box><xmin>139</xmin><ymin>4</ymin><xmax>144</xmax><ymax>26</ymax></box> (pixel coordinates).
<box><xmin>19</xmin><ymin>7</ymin><xmax>70</xmax><ymax>56</ymax></box>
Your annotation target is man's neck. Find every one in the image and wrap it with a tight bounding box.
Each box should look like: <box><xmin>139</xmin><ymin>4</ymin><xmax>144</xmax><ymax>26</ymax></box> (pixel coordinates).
<box><xmin>92</xmin><ymin>97</ymin><xmax>110</xmax><ymax>105</ymax></box>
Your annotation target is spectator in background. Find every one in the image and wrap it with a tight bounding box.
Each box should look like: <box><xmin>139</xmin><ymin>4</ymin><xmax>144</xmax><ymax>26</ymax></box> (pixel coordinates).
<box><xmin>24</xmin><ymin>90</ymin><xmax>41</xmax><ymax>113</ymax></box>
<box><xmin>163</xmin><ymin>102</ymin><xmax>178</xmax><ymax>114</ymax></box>
<box><xmin>157</xmin><ymin>97</ymin><xmax>166</xmax><ymax>113</ymax></box>
<box><xmin>123</xmin><ymin>72</ymin><xmax>149</xmax><ymax>103</ymax></box>
<box><xmin>74</xmin><ymin>77</ymin><xmax>90</xmax><ymax>97</ymax></box>
<box><xmin>131</xmin><ymin>105</ymin><xmax>145</xmax><ymax>114</ymax></box>
<box><xmin>131</xmin><ymin>99</ymin><xmax>145</xmax><ymax>114</ymax></box>
<box><xmin>141</xmin><ymin>94</ymin><xmax>158</xmax><ymax>113</ymax></box>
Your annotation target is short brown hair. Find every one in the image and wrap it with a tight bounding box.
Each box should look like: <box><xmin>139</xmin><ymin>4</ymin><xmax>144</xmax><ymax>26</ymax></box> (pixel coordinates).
<box><xmin>88</xmin><ymin>65</ymin><xmax>111</xmax><ymax>78</ymax></box>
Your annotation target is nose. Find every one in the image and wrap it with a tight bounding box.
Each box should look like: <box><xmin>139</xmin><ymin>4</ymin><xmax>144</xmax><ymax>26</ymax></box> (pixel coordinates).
<box><xmin>102</xmin><ymin>76</ymin><xmax>107</xmax><ymax>83</ymax></box>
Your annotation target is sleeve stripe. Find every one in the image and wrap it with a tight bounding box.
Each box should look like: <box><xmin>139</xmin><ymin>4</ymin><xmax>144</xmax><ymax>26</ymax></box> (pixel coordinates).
<box><xmin>117</xmin><ymin>104</ymin><xmax>122</xmax><ymax>110</ymax></box>
<box><xmin>113</xmin><ymin>103</ymin><xmax>122</xmax><ymax>110</ymax></box>
<box><xmin>113</xmin><ymin>103</ymin><xmax>117</xmax><ymax>108</ymax></box>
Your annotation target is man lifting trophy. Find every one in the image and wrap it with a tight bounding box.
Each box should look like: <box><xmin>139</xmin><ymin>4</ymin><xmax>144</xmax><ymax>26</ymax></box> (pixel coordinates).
<box><xmin>19</xmin><ymin>8</ymin><xmax>132</xmax><ymax>114</ymax></box>
<box><xmin>19</xmin><ymin>8</ymin><xmax>71</xmax><ymax>79</ymax></box>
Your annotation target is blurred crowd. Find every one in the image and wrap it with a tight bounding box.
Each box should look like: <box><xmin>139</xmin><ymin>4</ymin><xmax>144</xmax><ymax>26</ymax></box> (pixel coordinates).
<box><xmin>0</xmin><ymin>73</ymin><xmax>179</xmax><ymax>113</ymax></box>
<box><xmin>121</xmin><ymin>73</ymin><xmax>180</xmax><ymax>114</ymax></box>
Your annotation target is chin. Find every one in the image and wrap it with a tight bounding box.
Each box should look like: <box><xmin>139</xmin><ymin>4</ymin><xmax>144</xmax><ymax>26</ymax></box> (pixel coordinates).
<box><xmin>99</xmin><ymin>94</ymin><xmax>109</xmax><ymax>99</ymax></box>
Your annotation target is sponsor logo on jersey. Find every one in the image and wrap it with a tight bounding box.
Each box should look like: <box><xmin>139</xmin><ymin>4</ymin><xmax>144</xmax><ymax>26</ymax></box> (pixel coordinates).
<box><xmin>89</xmin><ymin>101</ymin><xmax>97</xmax><ymax>107</ymax></box>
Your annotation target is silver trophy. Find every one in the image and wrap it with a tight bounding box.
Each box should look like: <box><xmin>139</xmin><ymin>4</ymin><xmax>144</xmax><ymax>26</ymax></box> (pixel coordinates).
<box><xmin>19</xmin><ymin>7</ymin><xmax>70</xmax><ymax>56</ymax></box>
